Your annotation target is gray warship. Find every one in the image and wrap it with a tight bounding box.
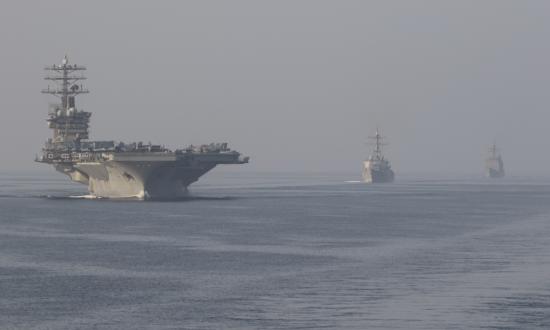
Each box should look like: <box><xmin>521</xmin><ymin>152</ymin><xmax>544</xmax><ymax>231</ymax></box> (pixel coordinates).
<box><xmin>485</xmin><ymin>142</ymin><xmax>504</xmax><ymax>178</ymax></box>
<box><xmin>362</xmin><ymin>129</ymin><xmax>395</xmax><ymax>183</ymax></box>
<box><xmin>36</xmin><ymin>56</ymin><xmax>249</xmax><ymax>199</ymax></box>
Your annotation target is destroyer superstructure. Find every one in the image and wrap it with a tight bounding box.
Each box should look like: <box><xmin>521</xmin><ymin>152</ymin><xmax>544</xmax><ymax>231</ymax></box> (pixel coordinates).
<box><xmin>37</xmin><ymin>56</ymin><xmax>248</xmax><ymax>199</ymax></box>
<box><xmin>485</xmin><ymin>142</ymin><xmax>504</xmax><ymax>178</ymax></box>
<box><xmin>362</xmin><ymin>128</ymin><xmax>395</xmax><ymax>183</ymax></box>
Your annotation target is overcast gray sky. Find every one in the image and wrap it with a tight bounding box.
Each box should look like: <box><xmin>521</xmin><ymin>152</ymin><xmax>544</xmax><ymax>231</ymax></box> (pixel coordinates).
<box><xmin>1</xmin><ymin>0</ymin><xmax>549</xmax><ymax>175</ymax></box>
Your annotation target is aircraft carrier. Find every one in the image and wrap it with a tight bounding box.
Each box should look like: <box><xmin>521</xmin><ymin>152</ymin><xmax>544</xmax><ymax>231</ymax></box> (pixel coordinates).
<box><xmin>36</xmin><ymin>56</ymin><xmax>249</xmax><ymax>199</ymax></box>
<box><xmin>485</xmin><ymin>142</ymin><xmax>505</xmax><ymax>178</ymax></box>
<box><xmin>362</xmin><ymin>128</ymin><xmax>395</xmax><ymax>183</ymax></box>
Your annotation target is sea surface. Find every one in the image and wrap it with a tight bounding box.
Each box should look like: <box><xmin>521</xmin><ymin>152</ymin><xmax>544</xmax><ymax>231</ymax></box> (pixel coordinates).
<box><xmin>1</xmin><ymin>170</ymin><xmax>550</xmax><ymax>329</ymax></box>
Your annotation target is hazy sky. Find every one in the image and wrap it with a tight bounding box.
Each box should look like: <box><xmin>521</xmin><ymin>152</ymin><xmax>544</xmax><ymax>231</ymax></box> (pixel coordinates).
<box><xmin>1</xmin><ymin>0</ymin><xmax>549</xmax><ymax>174</ymax></box>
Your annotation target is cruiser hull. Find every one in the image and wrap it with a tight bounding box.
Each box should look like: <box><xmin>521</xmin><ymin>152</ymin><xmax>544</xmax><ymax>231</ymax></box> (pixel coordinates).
<box><xmin>486</xmin><ymin>168</ymin><xmax>505</xmax><ymax>179</ymax></box>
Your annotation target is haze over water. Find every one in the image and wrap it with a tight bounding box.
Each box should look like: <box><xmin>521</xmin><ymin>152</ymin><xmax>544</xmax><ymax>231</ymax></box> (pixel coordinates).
<box><xmin>2</xmin><ymin>172</ymin><xmax>550</xmax><ymax>329</ymax></box>
<box><xmin>2</xmin><ymin>1</ymin><xmax>550</xmax><ymax>174</ymax></box>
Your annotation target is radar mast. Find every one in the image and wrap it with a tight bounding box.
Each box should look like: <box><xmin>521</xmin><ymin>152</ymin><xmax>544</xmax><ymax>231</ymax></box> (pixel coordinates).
<box><xmin>42</xmin><ymin>55</ymin><xmax>89</xmax><ymax>109</ymax></box>
<box><xmin>489</xmin><ymin>142</ymin><xmax>499</xmax><ymax>159</ymax></box>
<box><xmin>42</xmin><ymin>56</ymin><xmax>91</xmax><ymax>144</ymax></box>
<box><xmin>368</xmin><ymin>128</ymin><xmax>387</xmax><ymax>160</ymax></box>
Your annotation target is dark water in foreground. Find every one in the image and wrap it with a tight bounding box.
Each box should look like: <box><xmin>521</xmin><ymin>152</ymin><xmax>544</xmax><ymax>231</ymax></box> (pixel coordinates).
<box><xmin>1</xmin><ymin>171</ymin><xmax>550</xmax><ymax>329</ymax></box>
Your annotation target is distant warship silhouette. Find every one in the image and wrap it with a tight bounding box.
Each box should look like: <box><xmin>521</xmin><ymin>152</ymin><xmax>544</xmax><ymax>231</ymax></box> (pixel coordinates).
<box><xmin>485</xmin><ymin>142</ymin><xmax>504</xmax><ymax>178</ymax></box>
<box><xmin>362</xmin><ymin>128</ymin><xmax>394</xmax><ymax>183</ymax></box>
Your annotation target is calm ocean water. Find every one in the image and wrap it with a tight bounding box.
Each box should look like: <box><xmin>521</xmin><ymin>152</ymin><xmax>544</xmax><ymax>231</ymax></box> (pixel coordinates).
<box><xmin>1</xmin><ymin>170</ymin><xmax>550</xmax><ymax>329</ymax></box>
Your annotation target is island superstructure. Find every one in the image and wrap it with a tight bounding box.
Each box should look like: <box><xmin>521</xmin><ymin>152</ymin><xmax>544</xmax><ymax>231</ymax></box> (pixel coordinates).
<box><xmin>362</xmin><ymin>128</ymin><xmax>395</xmax><ymax>183</ymax></box>
<box><xmin>485</xmin><ymin>142</ymin><xmax>504</xmax><ymax>178</ymax></box>
<box><xmin>36</xmin><ymin>56</ymin><xmax>249</xmax><ymax>199</ymax></box>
